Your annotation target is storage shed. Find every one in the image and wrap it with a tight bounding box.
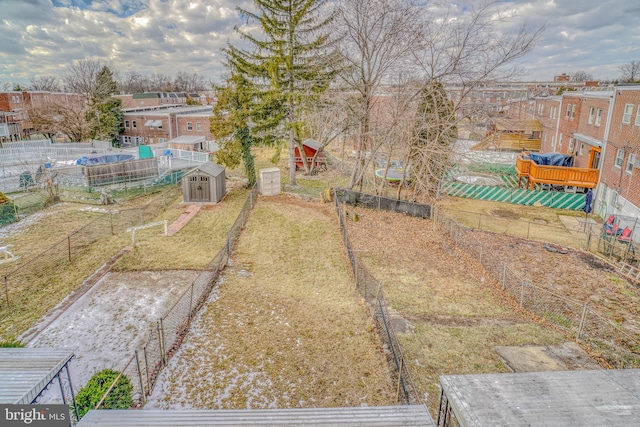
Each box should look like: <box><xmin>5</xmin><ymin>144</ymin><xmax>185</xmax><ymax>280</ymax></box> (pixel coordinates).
<box><xmin>294</xmin><ymin>138</ymin><xmax>326</xmax><ymax>170</ymax></box>
<box><xmin>260</xmin><ymin>167</ymin><xmax>281</xmax><ymax>196</ymax></box>
<box><xmin>182</xmin><ymin>163</ymin><xmax>226</xmax><ymax>203</ymax></box>
<box><xmin>438</xmin><ymin>369</ymin><xmax>640</xmax><ymax>426</ymax></box>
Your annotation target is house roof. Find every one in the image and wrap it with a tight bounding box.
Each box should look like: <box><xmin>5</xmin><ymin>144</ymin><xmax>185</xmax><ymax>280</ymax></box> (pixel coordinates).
<box><xmin>302</xmin><ymin>138</ymin><xmax>322</xmax><ymax>151</ymax></box>
<box><xmin>440</xmin><ymin>369</ymin><xmax>640</xmax><ymax>426</ymax></box>
<box><xmin>184</xmin><ymin>162</ymin><xmax>225</xmax><ymax>178</ymax></box>
<box><xmin>132</xmin><ymin>92</ymin><xmax>162</xmax><ymax>99</ymax></box>
<box><xmin>168</xmin><ymin>135</ymin><xmax>205</xmax><ymax>145</ymax></box>
<box><xmin>0</xmin><ymin>348</ymin><xmax>75</xmax><ymax>404</ymax></box>
<box><xmin>77</xmin><ymin>405</ymin><xmax>434</xmax><ymax>426</ymax></box>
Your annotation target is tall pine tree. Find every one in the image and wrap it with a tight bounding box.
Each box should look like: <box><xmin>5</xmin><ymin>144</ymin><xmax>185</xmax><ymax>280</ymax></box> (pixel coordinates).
<box><xmin>226</xmin><ymin>0</ymin><xmax>338</xmax><ymax>185</ymax></box>
<box><xmin>89</xmin><ymin>66</ymin><xmax>122</xmax><ymax>145</ymax></box>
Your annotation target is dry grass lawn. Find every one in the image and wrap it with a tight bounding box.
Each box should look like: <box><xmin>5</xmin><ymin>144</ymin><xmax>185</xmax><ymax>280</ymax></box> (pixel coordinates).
<box><xmin>344</xmin><ymin>206</ymin><xmax>572</xmax><ymax>413</ymax></box>
<box><xmin>114</xmin><ymin>188</ymin><xmax>248</xmax><ymax>271</ymax></box>
<box><xmin>148</xmin><ymin>195</ymin><xmax>395</xmax><ymax>409</ymax></box>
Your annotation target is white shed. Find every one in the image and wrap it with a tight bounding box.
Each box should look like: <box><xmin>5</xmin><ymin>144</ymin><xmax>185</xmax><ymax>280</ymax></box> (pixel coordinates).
<box><xmin>260</xmin><ymin>167</ymin><xmax>281</xmax><ymax>196</ymax></box>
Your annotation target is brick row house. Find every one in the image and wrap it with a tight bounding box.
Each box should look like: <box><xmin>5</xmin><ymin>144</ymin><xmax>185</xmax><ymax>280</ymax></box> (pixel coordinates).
<box><xmin>506</xmin><ymin>85</ymin><xmax>640</xmax><ymax>219</ymax></box>
<box><xmin>0</xmin><ymin>91</ymin><xmax>86</xmax><ymax>142</ymax></box>
<box><xmin>120</xmin><ymin>105</ymin><xmax>215</xmax><ymax>149</ymax></box>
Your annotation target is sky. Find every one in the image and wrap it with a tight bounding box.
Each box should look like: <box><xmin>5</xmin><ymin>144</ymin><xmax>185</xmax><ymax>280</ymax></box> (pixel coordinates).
<box><xmin>0</xmin><ymin>0</ymin><xmax>639</xmax><ymax>88</ymax></box>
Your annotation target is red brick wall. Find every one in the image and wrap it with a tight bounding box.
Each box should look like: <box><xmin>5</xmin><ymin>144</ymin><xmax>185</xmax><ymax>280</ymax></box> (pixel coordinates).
<box><xmin>534</xmin><ymin>97</ymin><xmax>561</xmax><ymax>152</ymax></box>
<box><xmin>555</xmin><ymin>94</ymin><xmax>582</xmax><ymax>155</ymax></box>
<box><xmin>176</xmin><ymin>116</ymin><xmax>214</xmax><ymax>140</ymax></box>
<box><xmin>600</xmin><ymin>88</ymin><xmax>640</xmax><ymax>207</ymax></box>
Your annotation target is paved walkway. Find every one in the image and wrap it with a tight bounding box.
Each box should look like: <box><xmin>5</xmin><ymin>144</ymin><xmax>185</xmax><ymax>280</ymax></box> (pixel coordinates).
<box><xmin>166</xmin><ymin>205</ymin><xmax>201</xmax><ymax>236</ymax></box>
<box><xmin>558</xmin><ymin>214</ymin><xmax>599</xmax><ymax>236</ymax></box>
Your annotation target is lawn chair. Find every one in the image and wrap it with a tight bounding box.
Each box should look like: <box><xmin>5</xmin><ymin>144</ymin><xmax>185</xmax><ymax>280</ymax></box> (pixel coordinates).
<box><xmin>603</xmin><ymin>215</ymin><xmax>616</xmax><ymax>233</ymax></box>
<box><xmin>618</xmin><ymin>227</ymin><xmax>633</xmax><ymax>243</ymax></box>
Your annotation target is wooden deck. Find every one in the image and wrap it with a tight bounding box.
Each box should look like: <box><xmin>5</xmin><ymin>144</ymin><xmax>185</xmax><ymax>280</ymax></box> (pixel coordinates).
<box><xmin>516</xmin><ymin>156</ymin><xmax>598</xmax><ymax>189</ymax></box>
<box><xmin>472</xmin><ymin>134</ymin><xmax>542</xmax><ymax>151</ymax></box>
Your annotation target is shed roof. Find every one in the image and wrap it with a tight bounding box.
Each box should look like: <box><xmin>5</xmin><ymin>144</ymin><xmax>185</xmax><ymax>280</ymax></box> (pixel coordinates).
<box><xmin>77</xmin><ymin>405</ymin><xmax>433</xmax><ymax>426</ymax></box>
<box><xmin>168</xmin><ymin>135</ymin><xmax>205</xmax><ymax>145</ymax></box>
<box><xmin>302</xmin><ymin>138</ymin><xmax>323</xmax><ymax>151</ymax></box>
<box><xmin>132</xmin><ymin>92</ymin><xmax>162</xmax><ymax>99</ymax></box>
<box><xmin>574</xmin><ymin>133</ymin><xmax>602</xmax><ymax>148</ymax></box>
<box><xmin>184</xmin><ymin>162</ymin><xmax>225</xmax><ymax>178</ymax></box>
<box><xmin>440</xmin><ymin>369</ymin><xmax>640</xmax><ymax>427</ymax></box>
<box><xmin>0</xmin><ymin>348</ymin><xmax>75</xmax><ymax>404</ymax></box>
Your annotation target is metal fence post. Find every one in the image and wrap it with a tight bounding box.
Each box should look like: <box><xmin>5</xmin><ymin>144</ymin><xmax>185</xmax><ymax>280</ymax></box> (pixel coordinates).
<box><xmin>67</xmin><ymin>236</ymin><xmax>71</xmax><ymax>262</ymax></box>
<box><xmin>520</xmin><ymin>281</ymin><xmax>525</xmax><ymax>307</ymax></box>
<box><xmin>4</xmin><ymin>276</ymin><xmax>8</xmax><ymax>307</ymax></box>
<box><xmin>577</xmin><ymin>302</ymin><xmax>589</xmax><ymax>340</ymax></box>
<box><xmin>189</xmin><ymin>283</ymin><xmax>194</xmax><ymax>320</ymax></box>
<box><xmin>502</xmin><ymin>264</ymin><xmax>507</xmax><ymax>290</ymax></box>
<box><xmin>135</xmin><ymin>350</ymin><xmax>146</xmax><ymax>401</ymax></box>
<box><xmin>527</xmin><ymin>222</ymin><xmax>531</xmax><ymax>239</ymax></box>
<box><xmin>157</xmin><ymin>321</ymin><xmax>165</xmax><ymax>365</ymax></box>
<box><xmin>143</xmin><ymin>346</ymin><xmax>150</xmax><ymax>393</ymax></box>
<box><xmin>110</xmin><ymin>211</ymin><xmax>114</xmax><ymax>235</ymax></box>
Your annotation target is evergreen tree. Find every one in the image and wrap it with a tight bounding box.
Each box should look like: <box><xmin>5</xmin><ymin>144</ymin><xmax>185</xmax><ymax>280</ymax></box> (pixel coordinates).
<box><xmin>407</xmin><ymin>79</ymin><xmax>457</xmax><ymax>200</ymax></box>
<box><xmin>210</xmin><ymin>73</ymin><xmax>257</xmax><ymax>187</ymax></box>
<box><xmin>88</xmin><ymin>66</ymin><xmax>123</xmax><ymax>145</ymax></box>
<box><xmin>226</xmin><ymin>0</ymin><xmax>338</xmax><ymax>185</ymax></box>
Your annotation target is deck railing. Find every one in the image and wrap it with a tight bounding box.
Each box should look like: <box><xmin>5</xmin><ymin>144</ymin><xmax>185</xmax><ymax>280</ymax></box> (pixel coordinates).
<box><xmin>516</xmin><ymin>156</ymin><xmax>598</xmax><ymax>189</ymax></box>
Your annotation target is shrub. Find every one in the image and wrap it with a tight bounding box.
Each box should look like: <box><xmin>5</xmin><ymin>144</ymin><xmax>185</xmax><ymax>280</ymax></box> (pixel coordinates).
<box><xmin>75</xmin><ymin>369</ymin><xmax>133</xmax><ymax>419</ymax></box>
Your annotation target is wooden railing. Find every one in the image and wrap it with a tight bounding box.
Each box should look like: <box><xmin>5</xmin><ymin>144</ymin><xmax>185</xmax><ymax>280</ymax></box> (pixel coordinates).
<box><xmin>516</xmin><ymin>156</ymin><xmax>598</xmax><ymax>189</ymax></box>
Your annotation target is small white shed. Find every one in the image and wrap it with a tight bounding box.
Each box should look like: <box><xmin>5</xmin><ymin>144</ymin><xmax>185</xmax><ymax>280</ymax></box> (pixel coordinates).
<box><xmin>168</xmin><ymin>135</ymin><xmax>206</xmax><ymax>152</ymax></box>
<box><xmin>182</xmin><ymin>163</ymin><xmax>226</xmax><ymax>203</ymax></box>
<box><xmin>260</xmin><ymin>167</ymin><xmax>281</xmax><ymax>196</ymax></box>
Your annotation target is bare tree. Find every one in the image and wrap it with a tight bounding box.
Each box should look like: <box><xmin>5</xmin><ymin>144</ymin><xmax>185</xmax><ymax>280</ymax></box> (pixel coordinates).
<box><xmin>619</xmin><ymin>60</ymin><xmax>640</xmax><ymax>83</ymax></box>
<box><xmin>173</xmin><ymin>72</ymin><xmax>208</xmax><ymax>92</ymax></box>
<box><xmin>28</xmin><ymin>76</ymin><xmax>61</xmax><ymax>92</ymax></box>
<box><xmin>405</xmin><ymin>1</ymin><xmax>544</xmax><ymax>200</ymax></box>
<box><xmin>335</xmin><ymin>0</ymin><xmax>422</xmax><ymax>190</ymax></box>
<box><xmin>571</xmin><ymin>71</ymin><xmax>594</xmax><ymax>82</ymax></box>
<box><xmin>63</xmin><ymin>58</ymin><xmax>105</xmax><ymax>97</ymax></box>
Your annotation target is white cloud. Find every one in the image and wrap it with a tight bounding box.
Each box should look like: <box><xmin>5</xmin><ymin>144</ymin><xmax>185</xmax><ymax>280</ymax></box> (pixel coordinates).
<box><xmin>0</xmin><ymin>0</ymin><xmax>638</xmax><ymax>87</ymax></box>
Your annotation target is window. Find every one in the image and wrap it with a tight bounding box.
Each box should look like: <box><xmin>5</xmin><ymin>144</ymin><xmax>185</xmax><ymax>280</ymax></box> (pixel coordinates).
<box><xmin>571</xmin><ymin>104</ymin><xmax>576</xmax><ymax>119</ymax></box>
<box><xmin>196</xmin><ymin>122</ymin><xmax>201</xmax><ymax>131</ymax></box>
<box><xmin>566</xmin><ymin>104</ymin><xmax>571</xmax><ymax>118</ymax></box>
<box><xmin>635</xmin><ymin>105</ymin><xmax>640</xmax><ymax>126</ymax></box>
<box><xmin>158</xmin><ymin>138</ymin><xmax>166</xmax><ymax>143</ymax></box>
<box><xmin>588</xmin><ymin>107</ymin><xmax>595</xmax><ymax>124</ymax></box>
<box><xmin>568</xmin><ymin>138</ymin><xmax>574</xmax><ymax>153</ymax></box>
<box><xmin>615</xmin><ymin>149</ymin><xmax>625</xmax><ymax>168</ymax></box>
<box><xmin>125</xmin><ymin>120</ymin><xmax>129</xmax><ymax>129</ymax></box>
<box><xmin>595</xmin><ymin>109</ymin><xmax>602</xmax><ymax>126</ymax></box>
<box><xmin>558</xmin><ymin>133</ymin><xmax>563</xmax><ymax>147</ymax></box>
<box><xmin>579</xmin><ymin>143</ymin><xmax>584</xmax><ymax>156</ymax></box>
<box><xmin>627</xmin><ymin>154</ymin><xmax>636</xmax><ymax>173</ymax></box>
<box><xmin>132</xmin><ymin>120</ymin><xmax>136</xmax><ymax>128</ymax></box>
<box><xmin>187</xmin><ymin>122</ymin><xmax>193</xmax><ymax>131</ymax></box>
<box><xmin>551</xmin><ymin>136</ymin><xmax>556</xmax><ymax>150</ymax></box>
<box><xmin>623</xmin><ymin>104</ymin><xmax>634</xmax><ymax>124</ymax></box>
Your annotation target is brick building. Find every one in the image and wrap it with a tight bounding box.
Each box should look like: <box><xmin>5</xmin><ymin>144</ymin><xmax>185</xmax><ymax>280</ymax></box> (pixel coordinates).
<box><xmin>596</xmin><ymin>86</ymin><xmax>640</xmax><ymax>218</ymax></box>
<box><xmin>120</xmin><ymin>105</ymin><xmax>215</xmax><ymax>148</ymax></box>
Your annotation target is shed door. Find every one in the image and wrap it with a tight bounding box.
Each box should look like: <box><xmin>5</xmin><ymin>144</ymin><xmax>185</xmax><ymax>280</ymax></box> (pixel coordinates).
<box><xmin>189</xmin><ymin>175</ymin><xmax>210</xmax><ymax>202</ymax></box>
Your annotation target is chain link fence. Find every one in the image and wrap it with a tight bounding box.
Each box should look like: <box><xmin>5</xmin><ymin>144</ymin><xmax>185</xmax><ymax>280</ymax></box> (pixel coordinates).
<box><xmin>334</xmin><ymin>190</ymin><xmax>421</xmax><ymax>405</ymax></box>
<box><xmin>433</xmin><ymin>207</ymin><xmax>640</xmax><ymax>368</ymax></box>
<box><xmin>96</xmin><ymin>185</ymin><xmax>259</xmax><ymax>410</ymax></box>
<box><xmin>1</xmin><ymin>186</ymin><xmax>182</xmax><ymax>308</ymax></box>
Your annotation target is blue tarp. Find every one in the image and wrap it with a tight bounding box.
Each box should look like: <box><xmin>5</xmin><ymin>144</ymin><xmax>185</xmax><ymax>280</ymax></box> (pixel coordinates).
<box><xmin>75</xmin><ymin>154</ymin><xmax>135</xmax><ymax>166</ymax></box>
<box><xmin>527</xmin><ymin>153</ymin><xmax>574</xmax><ymax>167</ymax></box>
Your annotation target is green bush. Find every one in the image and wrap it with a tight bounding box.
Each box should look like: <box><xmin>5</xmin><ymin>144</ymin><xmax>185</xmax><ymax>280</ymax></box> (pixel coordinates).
<box><xmin>75</xmin><ymin>369</ymin><xmax>133</xmax><ymax>419</ymax></box>
<box><xmin>0</xmin><ymin>340</ymin><xmax>24</xmax><ymax>348</ymax></box>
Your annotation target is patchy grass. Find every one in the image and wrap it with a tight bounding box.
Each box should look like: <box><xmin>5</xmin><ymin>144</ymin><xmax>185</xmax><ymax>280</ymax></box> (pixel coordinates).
<box><xmin>114</xmin><ymin>188</ymin><xmax>248</xmax><ymax>271</ymax></box>
<box><xmin>0</xmin><ymin>189</ymin><xmax>182</xmax><ymax>341</ymax></box>
<box><xmin>345</xmin><ymin>207</ymin><xmax>575</xmax><ymax>414</ymax></box>
<box><xmin>438</xmin><ymin>197</ymin><xmax>589</xmax><ymax>249</ymax></box>
<box><xmin>149</xmin><ymin>195</ymin><xmax>395</xmax><ymax>409</ymax></box>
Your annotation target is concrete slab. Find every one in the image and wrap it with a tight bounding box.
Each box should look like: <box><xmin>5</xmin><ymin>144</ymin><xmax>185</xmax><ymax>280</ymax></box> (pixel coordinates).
<box><xmin>558</xmin><ymin>214</ymin><xmax>598</xmax><ymax>235</ymax></box>
<box><xmin>495</xmin><ymin>342</ymin><xmax>600</xmax><ymax>372</ymax></box>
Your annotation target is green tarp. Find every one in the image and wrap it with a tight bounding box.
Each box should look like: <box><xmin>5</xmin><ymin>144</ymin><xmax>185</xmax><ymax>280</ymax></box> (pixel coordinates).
<box><xmin>139</xmin><ymin>145</ymin><xmax>154</xmax><ymax>159</ymax></box>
